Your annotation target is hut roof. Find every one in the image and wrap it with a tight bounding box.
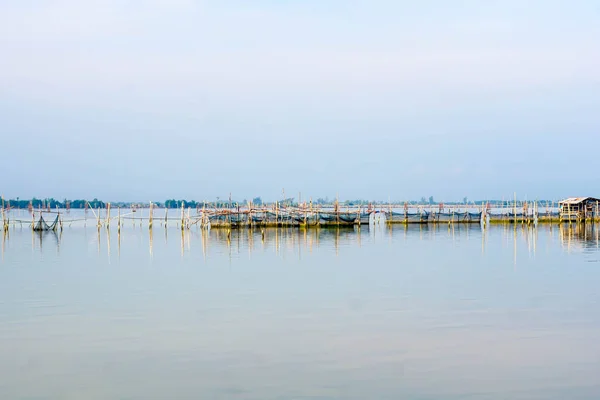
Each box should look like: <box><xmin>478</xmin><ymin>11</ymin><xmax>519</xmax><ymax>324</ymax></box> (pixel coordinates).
<box><xmin>558</xmin><ymin>197</ymin><xmax>600</xmax><ymax>205</ymax></box>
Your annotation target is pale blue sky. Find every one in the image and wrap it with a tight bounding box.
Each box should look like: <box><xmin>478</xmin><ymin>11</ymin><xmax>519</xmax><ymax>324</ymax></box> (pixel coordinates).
<box><xmin>1</xmin><ymin>0</ymin><xmax>599</xmax><ymax>202</ymax></box>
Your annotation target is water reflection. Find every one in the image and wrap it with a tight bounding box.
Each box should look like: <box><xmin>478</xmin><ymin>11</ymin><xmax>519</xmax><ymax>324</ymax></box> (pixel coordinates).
<box><xmin>1</xmin><ymin>221</ymin><xmax>600</xmax><ymax>400</ymax></box>
<box><xmin>560</xmin><ymin>223</ymin><xmax>600</xmax><ymax>253</ymax></box>
<box><xmin>107</xmin><ymin>227</ymin><xmax>113</xmax><ymax>262</ymax></box>
<box><xmin>30</xmin><ymin>230</ymin><xmax>61</xmax><ymax>253</ymax></box>
<box><xmin>148</xmin><ymin>228</ymin><xmax>153</xmax><ymax>259</ymax></box>
<box><xmin>3</xmin><ymin>223</ymin><xmax>600</xmax><ymax>265</ymax></box>
<box><xmin>1</xmin><ymin>229</ymin><xmax>6</xmax><ymax>262</ymax></box>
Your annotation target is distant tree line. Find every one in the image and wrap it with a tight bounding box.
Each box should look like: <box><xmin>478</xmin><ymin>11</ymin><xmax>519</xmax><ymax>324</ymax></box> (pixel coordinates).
<box><xmin>163</xmin><ymin>199</ymin><xmax>245</xmax><ymax>209</ymax></box>
<box><xmin>1</xmin><ymin>196</ymin><xmax>559</xmax><ymax>209</ymax></box>
<box><xmin>1</xmin><ymin>197</ymin><xmax>106</xmax><ymax>209</ymax></box>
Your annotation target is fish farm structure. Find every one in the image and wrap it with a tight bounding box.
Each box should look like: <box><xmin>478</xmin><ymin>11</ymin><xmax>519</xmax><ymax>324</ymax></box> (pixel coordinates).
<box><xmin>3</xmin><ymin>196</ymin><xmax>600</xmax><ymax>233</ymax></box>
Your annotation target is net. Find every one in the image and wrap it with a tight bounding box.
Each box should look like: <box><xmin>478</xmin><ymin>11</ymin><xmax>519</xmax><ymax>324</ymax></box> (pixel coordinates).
<box><xmin>33</xmin><ymin>215</ymin><xmax>59</xmax><ymax>231</ymax></box>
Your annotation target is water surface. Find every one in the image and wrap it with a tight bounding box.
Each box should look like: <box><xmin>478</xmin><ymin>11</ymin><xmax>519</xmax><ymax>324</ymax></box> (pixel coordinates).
<box><xmin>1</xmin><ymin>223</ymin><xmax>599</xmax><ymax>399</ymax></box>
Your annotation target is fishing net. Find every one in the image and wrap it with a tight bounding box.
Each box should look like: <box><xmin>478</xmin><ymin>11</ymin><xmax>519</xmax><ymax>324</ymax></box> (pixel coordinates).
<box><xmin>33</xmin><ymin>215</ymin><xmax>59</xmax><ymax>231</ymax></box>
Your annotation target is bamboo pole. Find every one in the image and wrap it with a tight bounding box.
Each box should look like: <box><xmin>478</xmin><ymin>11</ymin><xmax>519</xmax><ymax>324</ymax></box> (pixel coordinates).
<box><xmin>229</xmin><ymin>193</ymin><xmax>232</xmax><ymax>227</ymax></box>
<box><xmin>1</xmin><ymin>196</ymin><xmax>5</xmax><ymax>233</ymax></box>
<box><xmin>248</xmin><ymin>200</ymin><xmax>253</xmax><ymax>228</ymax></box>
<box><xmin>58</xmin><ymin>205</ymin><xmax>63</xmax><ymax>232</ymax></box>
<box><xmin>181</xmin><ymin>202</ymin><xmax>185</xmax><ymax>231</ymax></box>
<box><xmin>335</xmin><ymin>194</ymin><xmax>339</xmax><ymax>226</ymax></box>
<box><xmin>513</xmin><ymin>193</ymin><xmax>517</xmax><ymax>225</ymax></box>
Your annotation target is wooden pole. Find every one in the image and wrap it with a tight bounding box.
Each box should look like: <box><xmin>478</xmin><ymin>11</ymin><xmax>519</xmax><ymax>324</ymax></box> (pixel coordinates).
<box><xmin>513</xmin><ymin>193</ymin><xmax>517</xmax><ymax>225</ymax></box>
<box><xmin>57</xmin><ymin>205</ymin><xmax>62</xmax><ymax>232</ymax></box>
<box><xmin>336</xmin><ymin>194</ymin><xmax>339</xmax><ymax>226</ymax></box>
<box><xmin>248</xmin><ymin>199</ymin><xmax>252</xmax><ymax>228</ymax></box>
<box><xmin>1</xmin><ymin>196</ymin><xmax>5</xmax><ymax>233</ymax></box>
<box><xmin>1</xmin><ymin>196</ymin><xmax>6</xmax><ymax>233</ymax></box>
<box><xmin>180</xmin><ymin>202</ymin><xmax>185</xmax><ymax>231</ymax></box>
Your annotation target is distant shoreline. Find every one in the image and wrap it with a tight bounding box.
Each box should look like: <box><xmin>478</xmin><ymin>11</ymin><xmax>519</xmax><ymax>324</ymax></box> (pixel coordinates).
<box><xmin>1</xmin><ymin>196</ymin><xmax>565</xmax><ymax>210</ymax></box>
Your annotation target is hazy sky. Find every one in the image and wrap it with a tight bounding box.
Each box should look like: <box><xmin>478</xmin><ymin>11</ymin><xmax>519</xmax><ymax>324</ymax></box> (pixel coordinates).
<box><xmin>1</xmin><ymin>0</ymin><xmax>599</xmax><ymax>202</ymax></box>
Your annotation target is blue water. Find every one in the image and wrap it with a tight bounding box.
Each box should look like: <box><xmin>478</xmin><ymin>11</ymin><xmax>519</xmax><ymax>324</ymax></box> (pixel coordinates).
<box><xmin>1</xmin><ymin>223</ymin><xmax>599</xmax><ymax>399</ymax></box>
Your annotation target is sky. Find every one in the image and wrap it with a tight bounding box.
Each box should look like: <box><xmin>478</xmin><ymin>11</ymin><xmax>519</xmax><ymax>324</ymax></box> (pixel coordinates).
<box><xmin>1</xmin><ymin>0</ymin><xmax>599</xmax><ymax>202</ymax></box>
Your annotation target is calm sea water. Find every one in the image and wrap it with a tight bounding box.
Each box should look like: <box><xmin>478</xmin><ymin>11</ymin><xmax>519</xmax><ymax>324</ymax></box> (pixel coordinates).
<box><xmin>1</xmin><ymin>222</ymin><xmax>599</xmax><ymax>400</ymax></box>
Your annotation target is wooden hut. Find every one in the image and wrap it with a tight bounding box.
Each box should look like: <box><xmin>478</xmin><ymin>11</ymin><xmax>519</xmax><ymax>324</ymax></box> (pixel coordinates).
<box><xmin>558</xmin><ymin>197</ymin><xmax>600</xmax><ymax>222</ymax></box>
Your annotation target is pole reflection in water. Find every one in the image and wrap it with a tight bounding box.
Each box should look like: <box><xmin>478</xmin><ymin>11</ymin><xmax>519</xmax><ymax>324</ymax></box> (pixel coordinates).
<box><xmin>201</xmin><ymin>228</ymin><xmax>208</xmax><ymax>262</ymax></box>
<box><xmin>533</xmin><ymin>224</ymin><xmax>537</xmax><ymax>256</ymax></box>
<box><xmin>1</xmin><ymin>230</ymin><xmax>6</xmax><ymax>262</ymax></box>
<box><xmin>558</xmin><ymin>222</ymin><xmax>599</xmax><ymax>252</ymax></box>
<box><xmin>248</xmin><ymin>228</ymin><xmax>253</xmax><ymax>259</ymax></box>
<box><xmin>186</xmin><ymin>228</ymin><xmax>191</xmax><ymax>253</ymax></box>
<box><xmin>334</xmin><ymin>228</ymin><xmax>339</xmax><ymax>257</ymax></box>
<box><xmin>29</xmin><ymin>230</ymin><xmax>61</xmax><ymax>254</ymax></box>
<box><xmin>481</xmin><ymin>225</ymin><xmax>485</xmax><ymax>255</ymax></box>
<box><xmin>236</xmin><ymin>228</ymin><xmax>240</xmax><ymax>257</ymax></box>
<box><xmin>297</xmin><ymin>229</ymin><xmax>302</xmax><ymax>261</ymax></box>
<box><xmin>523</xmin><ymin>225</ymin><xmax>530</xmax><ymax>259</ymax></box>
<box><xmin>180</xmin><ymin>229</ymin><xmax>184</xmax><ymax>258</ymax></box>
<box><xmin>106</xmin><ymin>227</ymin><xmax>111</xmax><ymax>262</ymax></box>
<box><xmin>10</xmin><ymin>223</ymin><xmax>600</xmax><ymax>265</ymax></box>
<box><xmin>513</xmin><ymin>225</ymin><xmax>518</xmax><ymax>270</ymax></box>
<box><xmin>149</xmin><ymin>228</ymin><xmax>153</xmax><ymax>260</ymax></box>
